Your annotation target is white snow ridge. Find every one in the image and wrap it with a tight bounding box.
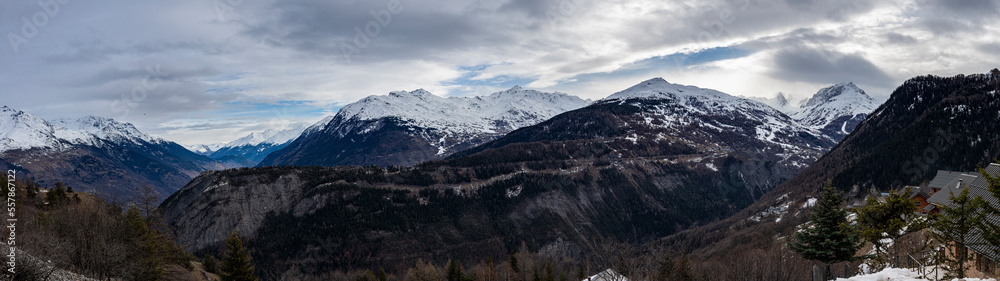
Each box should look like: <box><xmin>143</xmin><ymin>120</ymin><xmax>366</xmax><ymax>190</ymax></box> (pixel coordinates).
<box><xmin>335</xmin><ymin>86</ymin><xmax>592</xmax><ymax>137</ymax></box>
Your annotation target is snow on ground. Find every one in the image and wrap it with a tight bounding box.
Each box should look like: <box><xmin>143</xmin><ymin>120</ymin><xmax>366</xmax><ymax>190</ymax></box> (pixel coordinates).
<box><xmin>837</xmin><ymin>267</ymin><xmax>996</xmax><ymax>281</ymax></box>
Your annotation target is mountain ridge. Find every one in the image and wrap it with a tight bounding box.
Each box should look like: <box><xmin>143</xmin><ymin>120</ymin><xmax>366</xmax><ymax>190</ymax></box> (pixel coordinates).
<box><xmin>258</xmin><ymin>86</ymin><xmax>592</xmax><ymax>167</ymax></box>
<box><xmin>0</xmin><ymin>106</ymin><xmax>245</xmax><ymax>198</ymax></box>
<box><xmin>161</xmin><ymin>77</ymin><xmax>838</xmax><ymax>276</ymax></box>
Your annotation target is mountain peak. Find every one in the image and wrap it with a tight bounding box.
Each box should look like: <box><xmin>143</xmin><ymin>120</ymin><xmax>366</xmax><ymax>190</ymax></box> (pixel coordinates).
<box><xmin>643</xmin><ymin>77</ymin><xmax>669</xmax><ymax>84</ymax></box>
<box><xmin>604</xmin><ymin>77</ymin><xmax>738</xmax><ymax>102</ymax></box>
<box><xmin>801</xmin><ymin>82</ymin><xmax>870</xmax><ymax>108</ymax></box>
<box><xmin>791</xmin><ymin>82</ymin><xmax>880</xmax><ymax>140</ymax></box>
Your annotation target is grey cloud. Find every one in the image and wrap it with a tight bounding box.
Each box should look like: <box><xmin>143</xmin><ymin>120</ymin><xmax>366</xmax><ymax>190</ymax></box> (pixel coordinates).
<box><xmin>770</xmin><ymin>46</ymin><xmax>894</xmax><ymax>88</ymax></box>
<box><xmin>499</xmin><ymin>0</ymin><xmax>553</xmax><ymax>19</ymax></box>
<box><xmin>919</xmin><ymin>18</ymin><xmax>977</xmax><ymax>36</ymax></box>
<box><xmin>927</xmin><ymin>0</ymin><xmax>999</xmax><ymax>19</ymax></box>
<box><xmin>884</xmin><ymin>32</ymin><xmax>917</xmax><ymax>45</ymax></box>
<box><xmin>70</xmin><ymin>65</ymin><xmax>219</xmax><ymax>88</ymax></box>
<box><xmin>240</xmin><ymin>0</ymin><xmax>507</xmax><ymax>62</ymax></box>
<box><xmin>978</xmin><ymin>42</ymin><xmax>1000</xmax><ymax>55</ymax></box>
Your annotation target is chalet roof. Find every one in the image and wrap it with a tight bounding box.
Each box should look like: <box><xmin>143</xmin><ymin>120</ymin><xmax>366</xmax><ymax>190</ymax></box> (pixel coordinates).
<box><xmin>928</xmin><ymin>170</ymin><xmax>967</xmax><ymax>189</ymax></box>
<box><xmin>969</xmin><ymin>163</ymin><xmax>1000</xmax><ymax>191</ymax></box>
<box><xmin>926</xmin><ymin>173</ymin><xmax>981</xmax><ymax>207</ymax></box>
<box><xmin>908</xmin><ymin>186</ymin><xmax>931</xmax><ymax>199</ymax></box>
<box><xmin>927</xmin><ymin>163</ymin><xmax>1000</xmax><ymax>261</ymax></box>
<box><xmin>922</xmin><ymin>204</ymin><xmax>936</xmax><ymax>212</ymax></box>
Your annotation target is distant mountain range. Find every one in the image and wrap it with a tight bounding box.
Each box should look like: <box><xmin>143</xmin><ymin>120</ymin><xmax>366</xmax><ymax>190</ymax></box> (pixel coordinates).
<box><xmin>0</xmin><ymin>107</ymin><xmax>247</xmax><ymax>198</ymax></box>
<box><xmin>258</xmin><ymin>86</ymin><xmax>592</xmax><ymax>167</ymax></box>
<box><xmin>0</xmin><ymin>78</ymin><xmax>884</xmax><ymax>204</ymax></box>
<box><xmin>186</xmin><ymin>123</ymin><xmax>310</xmax><ymax>164</ymax></box>
<box><xmin>160</xmin><ymin>78</ymin><xmax>840</xmax><ymax>275</ymax></box>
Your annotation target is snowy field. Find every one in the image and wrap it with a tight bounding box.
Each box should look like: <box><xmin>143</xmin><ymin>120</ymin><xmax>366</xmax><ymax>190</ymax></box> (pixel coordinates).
<box><xmin>837</xmin><ymin>267</ymin><xmax>996</xmax><ymax>281</ymax></box>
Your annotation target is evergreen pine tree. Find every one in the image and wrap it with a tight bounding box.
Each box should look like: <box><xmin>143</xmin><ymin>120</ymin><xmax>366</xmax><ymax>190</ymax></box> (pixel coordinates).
<box><xmin>976</xmin><ymin>164</ymin><xmax>1000</xmax><ymax>262</ymax></box>
<box><xmin>658</xmin><ymin>255</ymin><xmax>673</xmax><ymax>281</ymax></box>
<box><xmin>672</xmin><ymin>254</ymin><xmax>693</xmax><ymax>281</ymax></box>
<box><xmin>543</xmin><ymin>263</ymin><xmax>554</xmax><ymax>281</ymax></box>
<box><xmin>446</xmin><ymin>260</ymin><xmax>464</xmax><ymax>281</ymax></box>
<box><xmin>377</xmin><ymin>267</ymin><xmax>388</xmax><ymax>281</ymax></box>
<box><xmin>856</xmin><ymin>187</ymin><xmax>924</xmax><ymax>269</ymax></box>
<box><xmin>933</xmin><ymin>183</ymin><xmax>984</xmax><ymax>278</ymax></box>
<box><xmin>509</xmin><ymin>251</ymin><xmax>521</xmax><ymax>280</ymax></box>
<box><xmin>577</xmin><ymin>265</ymin><xmax>585</xmax><ymax>281</ymax></box>
<box><xmin>124</xmin><ymin>207</ymin><xmax>164</xmax><ymax>280</ymax></box>
<box><xmin>203</xmin><ymin>254</ymin><xmax>219</xmax><ymax>274</ymax></box>
<box><xmin>788</xmin><ymin>184</ymin><xmax>863</xmax><ymax>279</ymax></box>
<box><xmin>220</xmin><ymin>230</ymin><xmax>258</xmax><ymax>281</ymax></box>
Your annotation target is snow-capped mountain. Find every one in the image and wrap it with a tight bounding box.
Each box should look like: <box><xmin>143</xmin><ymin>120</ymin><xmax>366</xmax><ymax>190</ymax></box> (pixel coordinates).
<box><xmin>0</xmin><ymin>106</ymin><xmax>243</xmax><ymax>198</ymax></box>
<box><xmin>601</xmin><ymin>78</ymin><xmax>831</xmax><ymax>150</ymax></box>
<box><xmin>259</xmin><ymin>86</ymin><xmax>592</xmax><ymax>167</ymax></box>
<box><xmin>337</xmin><ymin>86</ymin><xmax>590</xmax><ymax>135</ymax></box>
<box><xmin>791</xmin><ymin>82</ymin><xmax>880</xmax><ymax>141</ymax></box>
<box><xmin>204</xmin><ymin>124</ymin><xmax>310</xmax><ymax>164</ymax></box>
<box><xmin>461</xmin><ymin>78</ymin><xmax>834</xmax><ymax>176</ymax></box>
<box><xmin>0</xmin><ymin>106</ymin><xmax>79</xmax><ymax>152</ymax></box>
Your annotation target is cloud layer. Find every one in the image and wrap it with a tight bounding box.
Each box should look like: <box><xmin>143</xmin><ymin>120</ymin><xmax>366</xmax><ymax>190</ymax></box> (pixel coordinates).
<box><xmin>1</xmin><ymin>0</ymin><xmax>997</xmax><ymax>145</ymax></box>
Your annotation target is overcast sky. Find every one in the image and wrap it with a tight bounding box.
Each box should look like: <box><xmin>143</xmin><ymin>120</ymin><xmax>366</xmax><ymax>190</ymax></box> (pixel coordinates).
<box><xmin>1</xmin><ymin>0</ymin><xmax>997</xmax><ymax>145</ymax></box>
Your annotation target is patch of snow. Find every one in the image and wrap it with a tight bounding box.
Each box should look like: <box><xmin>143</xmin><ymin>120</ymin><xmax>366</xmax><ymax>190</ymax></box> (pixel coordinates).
<box><xmin>837</xmin><ymin>267</ymin><xmax>995</xmax><ymax>281</ymax></box>
<box><xmin>705</xmin><ymin>163</ymin><xmax>718</xmax><ymax>171</ymax></box>
<box><xmin>802</xmin><ymin>197</ymin><xmax>818</xmax><ymax>208</ymax></box>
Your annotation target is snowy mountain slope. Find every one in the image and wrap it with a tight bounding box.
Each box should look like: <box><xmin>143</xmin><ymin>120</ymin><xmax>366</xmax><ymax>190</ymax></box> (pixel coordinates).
<box><xmin>0</xmin><ymin>108</ymin><xmax>171</xmax><ymax>153</ymax></box>
<box><xmin>791</xmin><ymin>82</ymin><xmax>880</xmax><ymax>141</ymax></box>
<box><xmin>335</xmin><ymin>86</ymin><xmax>591</xmax><ymax>136</ymax></box>
<box><xmin>259</xmin><ymin>86</ymin><xmax>592</xmax><ymax>167</ymax></box>
<box><xmin>51</xmin><ymin>116</ymin><xmax>160</xmax><ymax>145</ymax></box>
<box><xmin>0</xmin><ymin>106</ymin><xmax>79</xmax><ymax>152</ymax></box>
